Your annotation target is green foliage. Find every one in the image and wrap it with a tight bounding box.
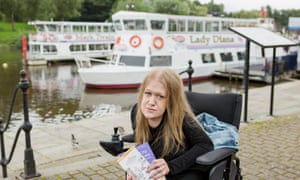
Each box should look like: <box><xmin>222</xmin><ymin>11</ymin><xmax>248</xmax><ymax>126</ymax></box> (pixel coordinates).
<box><xmin>230</xmin><ymin>10</ymin><xmax>260</xmax><ymax>19</ymax></box>
<box><xmin>153</xmin><ymin>0</ymin><xmax>190</xmax><ymax>15</ymax></box>
<box><xmin>0</xmin><ymin>22</ymin><xmax>34</xmax><ymax>46</ymax></box>
<box><xmin>75</xmin><ymin>0</ymin><xmax>116</xmax><ymax>21</ymax></box>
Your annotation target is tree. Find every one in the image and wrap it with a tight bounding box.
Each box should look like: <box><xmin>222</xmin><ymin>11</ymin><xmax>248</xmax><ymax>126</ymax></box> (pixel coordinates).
<box><xmin>230</xmin><ymin>10</ymin><xmax>260</xmax><ymax>19</ymax></box>
<box><xmin>206</xmin><ymin>0</ymin><xmax>224</xmax><ymax>16</ymax></box>
<box><xmin>153</xmin><ymin>0</ymin><xmax>190</xmax><ymax>15</ymax></box>
<box><xmin>76</xmin><ymin>0</ymin><xmax>116</xmax><ymax>21</ymax></box>
<box><xmin>0</xmin><ymin>0</ymin><xmax>20</xmax><ymax>31</ymax></box>
<box><xmin>53</xmin><ymin>0</ymin><xmax>83</xmax><ymax>21</ymax></box>
<box><xmin>189</xmin><ymin>1</ymin><xmax>208</xmax><ymax>16</ymax></box>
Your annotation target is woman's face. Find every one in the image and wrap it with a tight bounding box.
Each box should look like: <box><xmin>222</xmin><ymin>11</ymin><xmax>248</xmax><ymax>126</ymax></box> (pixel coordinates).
<box><xmin>141</xmin><ymin>80</ymin><xmax>167</xmax><ymax>128</ymax></box>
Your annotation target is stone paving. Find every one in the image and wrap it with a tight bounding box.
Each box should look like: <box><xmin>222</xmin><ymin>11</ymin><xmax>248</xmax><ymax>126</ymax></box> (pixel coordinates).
<box><xmin>10</xmin><ymin>114</ymin><xmax>299</xmax><ymax>180</ymax></box>
<box><xmin>3</xmin><ymin>79</ymin><xmax>300</xmax><ymax>180</ymax></box>
<box><xmin>238</xmin><ymin>114</ymin><xmax>300</xmax><ymax>180</ymax></box>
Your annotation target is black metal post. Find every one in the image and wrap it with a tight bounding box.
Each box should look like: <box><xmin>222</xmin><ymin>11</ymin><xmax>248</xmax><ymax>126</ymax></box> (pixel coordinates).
<box><xmin>243</xmin><ymin>40</ymin><xmax>250</xmax><ymax>123</ymax></box>
<box><xmin>269</xmin><ymin>48</ymin><xmax>276</xmax><ymax>116</ymax></box>
<box><xmin>179</xmin><ymin>60</ymin><xmax>194</xmax><ymax>92</ymax></box>
<box><xmin>19</xmin><ymin>70</ymin><xmax>41</xmax><ymax>179</ymax></box>
<box><xmin>0</xmin><ymin>119</ymin><xmax>7</xmax><ymax>177</ymax></box>
<box><xmin>0</xmin><ymin>70</ymin><xmax>40</xmax><ymax>179</ymax></box>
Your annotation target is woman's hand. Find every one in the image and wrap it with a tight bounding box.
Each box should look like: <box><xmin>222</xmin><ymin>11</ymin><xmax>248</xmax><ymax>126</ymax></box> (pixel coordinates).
<box><xmin>147</xmin><ymin>158</ymin><xmax>170</xmax><ymax>180</ymax></box>
<box><xmin>126</xmin><ymin>173</ymin><xmax>136</xmax><ymax>180</ymax></box>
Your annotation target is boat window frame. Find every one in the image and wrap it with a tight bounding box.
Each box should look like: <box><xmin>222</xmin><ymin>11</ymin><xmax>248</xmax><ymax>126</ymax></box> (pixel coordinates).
<box><xmin>123</xmin><ymin>19</ymin><xmax>147</xmax><ymax>31</ymax></box>
<box><xmin>150</xmin><ymin>20</ymin><xmax>166</xmax><ymax>31</ymax></box>
<box><xmin>150</xmin><ymin>56</ymin><xmax>172</xmax><ymax>67</ymax></box>
<box><xmin>220</xmin><ymin>52</ymin><xmax>234</xmax><ymax>62</ymax></box>
<box><xmin>43</xmin><ymin>45</ymin><xmax>57</xmax><ymax>54</ymax></box>
<box><xmin>202</xmin><ymin>53</ymin><xmax>216</xmax><ymax>64</ymax></box>
<box><xmin>119</xmin><ymin>55</ymin><xmax>145</xmax><ymax>66</ymax></box>
<box><xmin>70</xmin><ymin>44</ymin><xmax>87</xmax><ymax>52</ymax></box>
<box><xmin>113</xmin><ymin>20</ymin><xmax>123</xmax><ymax>31</ymax></box>
<box><xmin>205</xmin><ymin>20</ymin><xmax>220</xmax><ymax>32</ymax></box>
<box><xmin>237</xmin><ymin>51</ymin><xmax>245</xmax><ymax>61</ymax></box>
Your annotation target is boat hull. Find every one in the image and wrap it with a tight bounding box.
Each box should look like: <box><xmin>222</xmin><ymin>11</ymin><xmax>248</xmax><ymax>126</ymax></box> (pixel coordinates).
<box><xmin>78</xmin><ymin>65</ymin><xmax>211</xmax><ymax>89</ymax></box>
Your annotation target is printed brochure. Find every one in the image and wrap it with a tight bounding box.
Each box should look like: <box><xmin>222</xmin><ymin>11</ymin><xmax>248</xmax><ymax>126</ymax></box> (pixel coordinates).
<box><xmin>117</xmin><ymin>142</ymin><xmax>165</xmax><ymax>180</ymax></box>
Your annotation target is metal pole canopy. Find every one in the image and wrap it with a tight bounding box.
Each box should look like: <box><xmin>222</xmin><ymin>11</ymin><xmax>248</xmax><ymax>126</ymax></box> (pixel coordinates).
<box><xmin>270</xmin><ymin>48</ymin><xmax>276</xmax><ymax>116</ymax></box>
<box><xmin>228</xmin><ymin>27</ymin><xmax>298</xmax><ymax>122</ymax></box>
<box><xmin>243</xmin><ymin>40</ymin><xmax>250</xmax><ymax>123</ymax></box>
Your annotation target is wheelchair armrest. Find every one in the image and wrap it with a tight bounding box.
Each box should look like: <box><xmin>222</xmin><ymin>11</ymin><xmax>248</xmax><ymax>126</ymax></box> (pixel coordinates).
<box><xmin>121</xmin><ymin>134</ymin><xmax>135</xmax><ymax>143</ymax></box>
<box><xmin>196</xmin><ymin>148</ymin><xmax>236</xmax><ymax>166</ymax></box>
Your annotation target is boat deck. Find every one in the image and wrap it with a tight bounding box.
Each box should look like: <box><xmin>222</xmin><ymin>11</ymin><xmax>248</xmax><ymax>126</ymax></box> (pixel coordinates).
<box><xmin>213</xmin><ymin>64</ymin><xmax>273</xmax><ymax>83</ymax></box>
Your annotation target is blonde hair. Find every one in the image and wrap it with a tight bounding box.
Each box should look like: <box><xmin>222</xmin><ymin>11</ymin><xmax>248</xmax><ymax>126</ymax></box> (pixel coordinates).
<box><xmin>135</xmin><ymin>68</ymin><xmax>195</xmax><ymax>157</ymax></box>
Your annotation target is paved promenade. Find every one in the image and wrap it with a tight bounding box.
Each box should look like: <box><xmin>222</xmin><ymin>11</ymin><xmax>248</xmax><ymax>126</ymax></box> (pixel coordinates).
<box><xmin>3</xmin><ymin>79</ymin><xmax>300</xmax><ymax>180</ymax></box>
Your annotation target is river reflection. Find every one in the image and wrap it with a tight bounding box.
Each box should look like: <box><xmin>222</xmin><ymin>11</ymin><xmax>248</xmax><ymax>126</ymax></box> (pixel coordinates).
<box><xmin>0</xmin><ymin>48</ymin><xmax>265</xmax><ymax>125</ymax></box>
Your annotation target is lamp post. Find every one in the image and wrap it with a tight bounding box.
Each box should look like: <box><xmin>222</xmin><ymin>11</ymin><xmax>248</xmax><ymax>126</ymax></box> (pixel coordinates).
<box><xmin>126</xmin><ymin>2</ymin><xmax>135</xmax><ymax>10</ymax></box>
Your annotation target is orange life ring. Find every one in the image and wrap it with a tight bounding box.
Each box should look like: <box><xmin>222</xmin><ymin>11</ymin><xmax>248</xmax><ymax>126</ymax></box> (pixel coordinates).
<box><xmin>153</xmin><ymin>36</ymin><xmax>164</xmax><ymax>49</ymax></box>
<box><xmin>129</xmin><ymin>35</ymin><xmax>142</xmax><ymax>48</ymax></box>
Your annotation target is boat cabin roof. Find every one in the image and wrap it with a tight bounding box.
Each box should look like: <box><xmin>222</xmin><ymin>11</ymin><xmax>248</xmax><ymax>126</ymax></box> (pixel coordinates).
<box><xmin>112</xmin><ymin>11</ymin><xmax>258</xmax><ymax>23</ymax></box>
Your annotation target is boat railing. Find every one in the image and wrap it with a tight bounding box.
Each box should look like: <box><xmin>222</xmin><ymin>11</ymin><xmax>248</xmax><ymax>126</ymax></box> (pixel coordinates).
<box><xmin>74</xmin><ymin>55</ymin><xmax>114</xmax><ymax>69</ymax></box>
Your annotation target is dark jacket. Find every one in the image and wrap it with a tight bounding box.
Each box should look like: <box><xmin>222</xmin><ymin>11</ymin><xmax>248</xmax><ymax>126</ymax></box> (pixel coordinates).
<box><xmin>148</xmin><ymin>113</ymin><xmax>214</xmax><ymax>175</ymax></box>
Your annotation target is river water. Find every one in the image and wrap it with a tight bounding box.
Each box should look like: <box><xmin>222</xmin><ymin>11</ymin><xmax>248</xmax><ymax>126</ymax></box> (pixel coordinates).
<box><xmin>0</xmin><ymin>47</ymin><xmax>265</xmax><ymax>126</ymax></box>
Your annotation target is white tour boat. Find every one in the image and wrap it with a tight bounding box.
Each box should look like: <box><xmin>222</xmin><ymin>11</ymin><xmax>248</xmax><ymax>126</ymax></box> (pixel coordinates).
<box><xmin>26</xmin><ymin>21</ymin><xmax>115</xmax><ymax>65</ymax></box>
<box><xmin>77</xmin><ymin>11</ymin><xmax>297</xmax><ymax>88</ymax></box>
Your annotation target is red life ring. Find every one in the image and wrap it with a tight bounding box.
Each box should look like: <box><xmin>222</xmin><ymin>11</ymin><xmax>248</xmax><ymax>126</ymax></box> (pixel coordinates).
<box><xmin>115</xmin><ymin>36</ymin><xmax>121</xmax><ymax>44</ymax></box>
<box><xmin>129</xmin><ymin>35</ymin><xmax>142</xmax><ymax>48</ymax></box>
<box><xmin>153</xmin><ymin>36</ymin><xmax>164</xmax><ymax>49</ymax></box>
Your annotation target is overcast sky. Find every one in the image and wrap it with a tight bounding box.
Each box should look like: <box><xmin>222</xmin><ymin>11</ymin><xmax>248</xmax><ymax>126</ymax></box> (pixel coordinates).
<box><xmin>200</xmin><ymin>0</ymin><xmax>300</xmax><ymax>12</ymax></box>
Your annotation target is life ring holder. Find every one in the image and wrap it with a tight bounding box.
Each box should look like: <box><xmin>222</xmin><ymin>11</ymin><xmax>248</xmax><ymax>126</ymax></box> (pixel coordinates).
<box><xmin>152</xmin><ymin>36</ymin><xmax>164</xmax><ymax>49</ymax></box>
<box><xmin>129</xmin><ymin>35</ymin><xmax>142</xmax><ymax>48</ymax></box>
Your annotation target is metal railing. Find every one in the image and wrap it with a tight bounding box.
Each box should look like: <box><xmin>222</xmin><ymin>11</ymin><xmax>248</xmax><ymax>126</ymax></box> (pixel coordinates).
<box><xmin>179</xmin><ymin>60</ymin><xmax>194</xmax><ymax>92</ymax></box>
<box><xmin>0</xmin><ymin>70</ymin><xmax>40</xmax><ymax>179</ymax></box>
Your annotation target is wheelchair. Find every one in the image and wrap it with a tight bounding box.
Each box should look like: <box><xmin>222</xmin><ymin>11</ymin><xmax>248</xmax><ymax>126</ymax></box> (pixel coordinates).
<box><xmin>100</xmin><ymin>91</ymin><xmax>243</xmax><ymax>180</ymax></box>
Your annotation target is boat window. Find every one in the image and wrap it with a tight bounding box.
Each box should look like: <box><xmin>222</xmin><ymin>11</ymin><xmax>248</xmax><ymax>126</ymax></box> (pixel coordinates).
<box><xmin>221</xmin><ymin>21</ymin><xmax>230</xmax><ymax>31</ymax></box>
<box><xmin>168</xmin><ymin>19</ymin><xmax>186</xmax><ymax>32</ymax></box>
<box><xmin>63</xmin><ymin>25</ymin><xmax>72</xmax><ymax>33</ymax></box>
<box><xmin>124</xmin><ymin>20</ymin><xmax>146</xmax><ymax>30</ymax></box>
<box><xmin>151</xmin><ymin>20</ymin><xmax>165</xmax><ymax>30</ymax></box>
<box><xmin>35</xmin><ymin>25</ymin><xmax>45</xmax><ymax>32</ymax></box>
<box><xmin>88</xmin><ymin>26</ymin><xmax>97</xmax><ymax>32</ymax></box>
<box><xmin>47</xmin><ymin>24</ymin><xmax>58</xmax><ymax>32</ymax></box>
<box><xmin>70</xmin><ymin>44</ymin><xmax>87</xmax><ymax>52</ymax></box>
<box><xmin>103</xmin><ymin>25</ymin><xmax>114</xmax><ymax>32</ymax></box>
<box><xmin>89</xmin><ymin>44</ymin><xmax>110</xmax><ymax>51</ymax></box>
<box><xmin>113</xmin><ymin>20</ymin><xmax>122</xmax><ymax>31</ymax></box>
<box><xmin>168</xmin><ymin>19</ymin><xmax>177</xmax><ymax>32</ymax></box>
<box><xmin>30</xmin><ymin>45</ymin><xmax>40</xmax><ymax>54</ymax></box>
<box><xmin>43</xmin><ymin>45</ymin><xmax>57</xmax><ymax>54</ymax></box>
<box><xmin>205</xmin><ymin>21</ymin><xmax>219</xmax><ymax>32</ymax></box>
<box><xmin>188</xmin><ymin>20</ymin><xmax>195</xmax><ymax>32</ymax></box>
<box><xmin>202</xmin><ymin>53</ymin><xmax>216</xmax><ymax>63</ymax></box>
<box><xmin>220</xmin><ymin>52</ymin><xmax>233</xmax><ymax>62</ymax></box>
<box><xmin>237</xmin><ymin>52</ymin><xmax>245</xmax><ymax>61</ymax></box>
<box><xmin>119</xmin><ymin>56</ymin><xmax>145</xmax><ymax>66</ymax></box>
<box><xmin>196</xmin><ymin>21</ymin><xmax>204</xmax><ymax>32</ymax></box>
<box><xmin>178</xmin><ymin>19</ymin><xmax>186</xmax><ymax>32</ymax></box>
<box><xmin>150</xmin><ymin>56</ymin><xmax>172</xmax><ymax>67</ymax></box>
<box><xmin>73</xmin><ymin>25</ymin><xmax>86</xmax><ymax>32</ymax></box>
<box><xmin>188</xmin><ymin>20</ymin><xmax>204</xmax><ymax>32</ymax></box>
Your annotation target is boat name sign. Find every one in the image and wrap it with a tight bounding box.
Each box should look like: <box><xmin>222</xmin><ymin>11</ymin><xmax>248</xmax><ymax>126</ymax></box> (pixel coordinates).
<box><xmin>189</xmin><ymin>35</ymin><xmax>235</xmax><ymax>45</ymax></box>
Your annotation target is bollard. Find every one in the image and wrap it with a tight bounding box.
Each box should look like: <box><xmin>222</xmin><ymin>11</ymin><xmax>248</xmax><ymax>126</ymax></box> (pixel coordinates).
<box><xmin>179</xmin><ymin>60</ymin><xmax>194</xmax><ymax>92</ymax></box>
<box><xmin>0</xmin><ymin>70</ymin><xmax>40</xmax><ymax>179</ymax></box>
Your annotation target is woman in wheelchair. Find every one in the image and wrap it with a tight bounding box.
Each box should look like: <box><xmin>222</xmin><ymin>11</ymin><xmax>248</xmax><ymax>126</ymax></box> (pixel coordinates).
<box><xmin>127</xmin><ymin>68</ymin><xmax>213</xmax><ymax>180</ymax></box>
